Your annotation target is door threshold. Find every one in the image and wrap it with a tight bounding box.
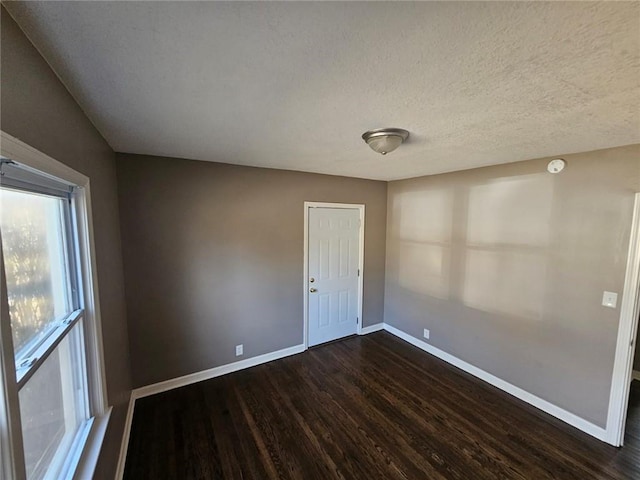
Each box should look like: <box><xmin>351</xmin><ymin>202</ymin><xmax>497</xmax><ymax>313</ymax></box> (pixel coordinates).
<box><xmin>308</xmin><ymin>334</ymin><xmax>358</xmax><ymax>350</ymax></box>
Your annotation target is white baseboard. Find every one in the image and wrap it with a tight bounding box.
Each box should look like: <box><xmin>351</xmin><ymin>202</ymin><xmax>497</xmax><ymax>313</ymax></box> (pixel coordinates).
<box><xmin>115</xmin><ymin>328</ymin><xmax>391</xmax><ymax>475</ymax></box>
<box><xmin>114</xmin><ymin>394</ymin><xmax>136</xmax><ymax>479</ymax></box>
<box><xmin>360</xmin><ymin>322</ymin><xmax>384</xmax><ymax>335</ymax></box>
<box><xmin>114</xmin><ymin>343</ymin><xmax>305</xmax><ymax>478</ymax></box>
<box><xmin>633</xmin><ymin>370</ymin><xmax>640</xmax><ymax>382</ymax></box>
<box><xmin>115</xmin><ymin>323</ymin><xmax>611</xmax><ymax>476</ymax></box>
<box><xmin>133</xmin><ymin>343</ymin><xmax>306</xmax><ymax>399</ymax></box>
<box><xmin>382</xmin><ymin>323</ymin><xmax>609</xmax><ymax>444</ymax></box>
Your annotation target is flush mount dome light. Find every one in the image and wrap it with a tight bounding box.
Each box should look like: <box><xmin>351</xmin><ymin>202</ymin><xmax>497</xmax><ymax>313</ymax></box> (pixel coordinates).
<box><xmin>362</xmin><ymin>128</ymin><xmax>409</xmax><ymax>155</ymax></box>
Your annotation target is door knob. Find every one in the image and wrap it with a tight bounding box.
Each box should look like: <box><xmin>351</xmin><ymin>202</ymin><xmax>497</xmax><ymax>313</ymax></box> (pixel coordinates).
<box><xmin>309</xmin><ymin>288</ymin><xmax>317</xmax><ymax>293</ymax></box>
<box><xmin>309</xmin><ymin>277</ymin><xmax>315</xmax><ymax>283</ymax></box>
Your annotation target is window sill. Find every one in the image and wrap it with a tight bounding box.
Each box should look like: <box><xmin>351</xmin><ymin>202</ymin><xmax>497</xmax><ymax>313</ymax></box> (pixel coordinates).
<box><xmin>68</xmin><ymin>407</ymin><xmax>112</xmax><ymax>480</ymax></box>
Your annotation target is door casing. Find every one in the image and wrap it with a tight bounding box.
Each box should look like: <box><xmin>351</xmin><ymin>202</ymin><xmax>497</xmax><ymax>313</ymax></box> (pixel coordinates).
<box><xmin>303</xmin><ymin>202</ymin><xmax>365</xmax><ymax>349</ymax></box>
<box><xmin>606</xmin><ymin>192</ymin><xmax>640</xmax><ymax>446</ymax></box>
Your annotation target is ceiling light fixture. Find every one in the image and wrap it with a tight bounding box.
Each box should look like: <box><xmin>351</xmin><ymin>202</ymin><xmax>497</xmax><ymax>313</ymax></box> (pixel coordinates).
<box><xmin>362</xmin><ymin>128</ymin><xmax>409</xmax><ymax>155</ymax></box>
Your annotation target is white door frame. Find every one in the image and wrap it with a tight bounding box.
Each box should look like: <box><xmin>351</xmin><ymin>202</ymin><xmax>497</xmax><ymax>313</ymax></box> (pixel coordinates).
<box><xmin>303</xmin><ymin>202</ymin><xmax>365</xmax><ymax>349</ymax></box>
<box><xmin>606</xmin><ymin>192</ymin><xmax>640</xmax><ymax>446</ymax></box>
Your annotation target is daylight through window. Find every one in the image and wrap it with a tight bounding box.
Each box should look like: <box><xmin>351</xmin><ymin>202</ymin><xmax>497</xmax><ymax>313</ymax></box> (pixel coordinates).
<box><xmin>1</xmin><ymin>168</ymin><xmax>93</xmax><ymax>480</ymax></box>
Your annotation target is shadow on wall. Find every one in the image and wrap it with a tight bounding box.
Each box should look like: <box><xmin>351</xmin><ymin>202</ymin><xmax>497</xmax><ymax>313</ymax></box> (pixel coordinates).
<box><xmin>383</xmin><ymin>146</ymin><xmax>640</xmax><ymax>428</ymax></box>
<box><xmin>389</xmin><ymin>173</ymin><xmax>552</xmax><ymax>320</ymax></box>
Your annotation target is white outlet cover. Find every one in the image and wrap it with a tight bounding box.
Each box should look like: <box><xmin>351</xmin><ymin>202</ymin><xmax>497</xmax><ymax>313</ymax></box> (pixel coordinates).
<box><xmin>235</xmin><ymin>344</ymin><xmax>243</xmax><ymax>356</ymax></box>
<box><xmin>423</xmin><ymin>329</ymin><xmax>430</xmax><ymax>340</ymax></box>
<box><xmin>602</xmin><ymin>291</ymin><xmax>618</xmax><ymax>309</ymax></box>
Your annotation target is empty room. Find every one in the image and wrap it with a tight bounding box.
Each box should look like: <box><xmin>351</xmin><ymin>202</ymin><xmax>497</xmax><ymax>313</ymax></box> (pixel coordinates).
<box><xmin>1</xmin><ymin>1</ymin><xmax>639</xmax><ymax>479</ymax></box>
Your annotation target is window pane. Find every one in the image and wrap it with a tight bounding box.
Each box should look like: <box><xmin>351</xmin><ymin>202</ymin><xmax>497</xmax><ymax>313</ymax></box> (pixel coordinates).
<box><xmin>0</xmin><ymin>188</ymin><xmax>73</xmax><ymax>357</ymax></box>
<box><xmin>19</xmin><ymin>323</ymin><xmax>88</xmax><ymax>480</ymax></box>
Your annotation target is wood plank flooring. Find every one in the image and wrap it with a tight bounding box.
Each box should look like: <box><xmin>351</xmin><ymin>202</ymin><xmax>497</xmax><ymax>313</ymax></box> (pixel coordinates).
<box><xmin>124</xmin><ymin>332</ymin><xmax>640</xmax><ymax>479</ymax></box>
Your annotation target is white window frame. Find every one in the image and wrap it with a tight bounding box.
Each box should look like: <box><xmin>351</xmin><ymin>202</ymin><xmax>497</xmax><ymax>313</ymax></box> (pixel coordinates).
<box><xmin>0</xmin><ymin>131</ymin><xmax>110</xmax><ymax>480</ymax></box>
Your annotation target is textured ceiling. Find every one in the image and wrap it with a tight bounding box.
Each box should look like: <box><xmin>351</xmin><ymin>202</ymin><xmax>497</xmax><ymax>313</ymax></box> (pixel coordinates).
<box><xmin>5</xmin><ymin>1</ymin><xmax>640</xmax><ymax>180</ymax></box>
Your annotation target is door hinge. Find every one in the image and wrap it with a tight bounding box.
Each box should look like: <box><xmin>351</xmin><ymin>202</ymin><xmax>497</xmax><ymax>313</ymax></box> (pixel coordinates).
<box><xmin>357</xmin><ymin>269</ymin><xmax>360</xmax><ymax>277</ymax></box>
<box><xmin>357</xmin><ymin>317</ymin><xmax>359</xmax><ymax>324</ymax></box>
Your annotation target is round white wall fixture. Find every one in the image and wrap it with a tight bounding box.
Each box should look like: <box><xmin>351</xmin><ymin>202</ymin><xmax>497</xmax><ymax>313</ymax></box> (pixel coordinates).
<box><xmin>547</xmin><ymin>158</ymin><xmax>566</xmax><ymax>174</ymax></box>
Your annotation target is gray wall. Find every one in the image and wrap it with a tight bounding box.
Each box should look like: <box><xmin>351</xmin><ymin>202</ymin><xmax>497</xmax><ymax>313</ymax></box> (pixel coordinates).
<box><xmin>3</xmin><ymin>0</ymin><xmax>638</xmax><ymax>464</ymax></box>
<box><xmin>634</xmin><ymin>319</ymin><xmax>640</xmax><ymax>371</ymax></box>
<box><xmin>1</xmin><ymin>8</ymin><xmax>132</xmax><ymax>479</ymax></box>
<box><xmin>384</xmin><ymin>144</ymin><xmax>640</xmax><ymax>427</ymax></box>
<box><xmin>116</xmin><ymin>154</ymin><xmax>387</xmax><ymax>388</ymax></box>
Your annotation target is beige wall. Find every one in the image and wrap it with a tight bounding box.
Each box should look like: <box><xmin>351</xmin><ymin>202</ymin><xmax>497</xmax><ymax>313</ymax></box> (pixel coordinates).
<box><xmin>385</xmin><ymin>144</ymin><xmax>640</xmax><ymax>427</ymax></box>
<box><xmin>1</xmin><ymin>8</ymin><xmax>132</xmax><ymax>479</ymax></box>
<box><xmin>116</xmin><ymin>154</ymin><xmax>387</xmax><ymax>388</ymax></box>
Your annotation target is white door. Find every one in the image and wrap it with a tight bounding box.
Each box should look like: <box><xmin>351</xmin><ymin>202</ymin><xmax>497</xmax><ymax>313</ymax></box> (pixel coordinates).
<box><xmin>308</xmin><ymin>207</ymin><xmax>361</xmax><ymax>347</ymax></box>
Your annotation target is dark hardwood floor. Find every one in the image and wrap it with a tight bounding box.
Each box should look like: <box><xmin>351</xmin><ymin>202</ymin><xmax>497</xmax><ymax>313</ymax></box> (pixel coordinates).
<box><xmin>124</xmin><ymin>332</ymin><xmax>640</xmax><ymax>479</ymax></box>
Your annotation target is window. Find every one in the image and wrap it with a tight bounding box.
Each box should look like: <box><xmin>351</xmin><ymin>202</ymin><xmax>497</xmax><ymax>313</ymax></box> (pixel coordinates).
<box><xmin>0</xmin><ymin>138</ymin><xmax>107</xmax><ymax>480</ymax></box>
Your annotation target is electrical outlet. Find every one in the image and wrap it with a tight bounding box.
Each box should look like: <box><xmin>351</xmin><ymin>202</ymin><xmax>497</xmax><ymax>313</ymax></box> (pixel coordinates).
<box><xmin>423</xmin><ymin>329</ymin><xmax>430</xmax><ymax>340</ymax></box>
<box><xmin>235</xmin><ymin>344</ymin><xmax>243</xmax><ymax>356</ymax></box>
<box><xmin>602</xmin><ymin>291</ymin><xmax>618</xmax><ymax>309</ymax></box>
